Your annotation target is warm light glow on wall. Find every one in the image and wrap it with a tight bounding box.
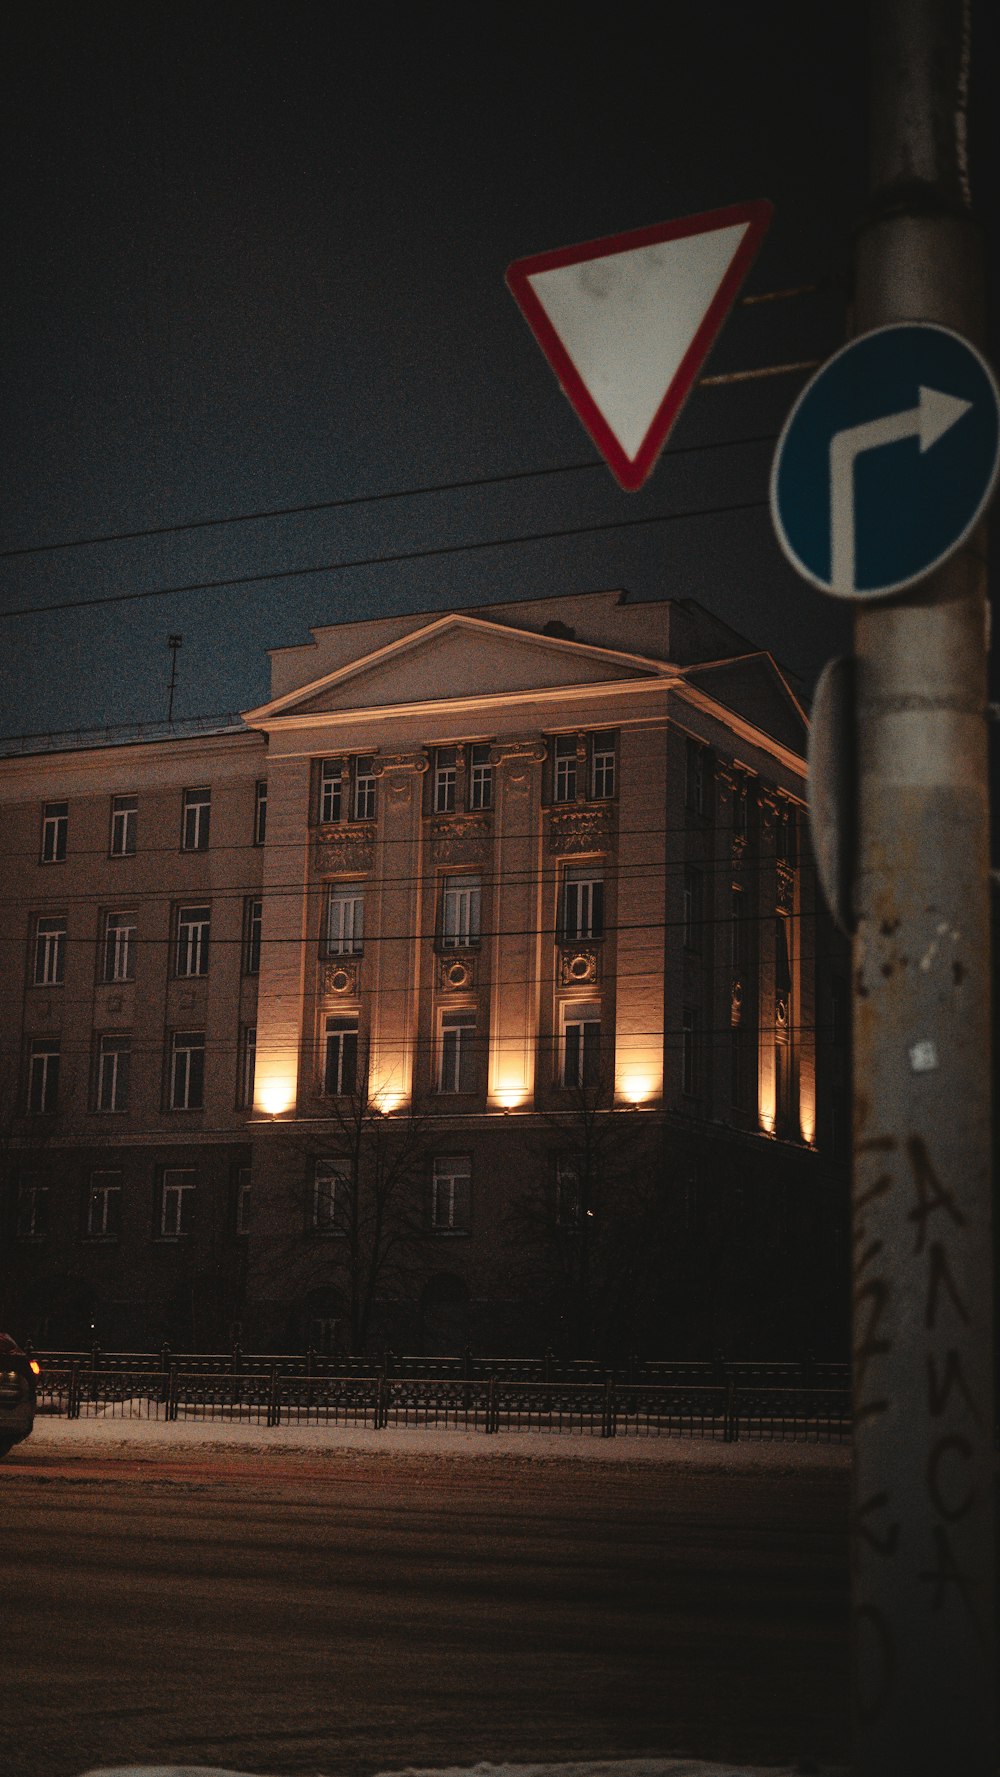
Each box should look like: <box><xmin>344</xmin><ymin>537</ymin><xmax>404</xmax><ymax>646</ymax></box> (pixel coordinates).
<box><xmin>494</xmin><ymin>1085</ymin><xmax>529</xmax><ymax>1111</ymax></box>
<box><xmin>619</xmin><ymin>1072</ymin><xmax>656</xmax><ymax>1106</ymax></box>
<box><xmin>799</xmin><ymin>1084</ymin><xmax>816</xmax><ymax>1146</ymax></box>
<box><xmin>614</xmin><ymin>1051</ymin><xmax>661</xmax><ymax>1107</ymax></box>
<box><xmin>372</xmin><ymin>1089</ymin><xmax>404</xmax><ymax>1115</ymax></box>
<box><xmin>759</xmin><ymin>1088</ymin><xmax>776</xmax><ymax>1135</ymax></box>
<box><xmin>257</xmin><ymin>1078</ymin><xmax>295</xmax><ymax>1117</ymax></box>
<box><xmin>488</xmin><ymin>1043</ymin><xmax>533</xmax><ymax>1111</ymax></box>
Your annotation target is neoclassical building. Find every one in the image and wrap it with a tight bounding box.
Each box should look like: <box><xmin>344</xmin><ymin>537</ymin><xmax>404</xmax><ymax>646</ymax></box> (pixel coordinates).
<box><xmin>0</xmin><ymin>590</ymin><xmax>849</xmax><ymax>1357</ymax></box>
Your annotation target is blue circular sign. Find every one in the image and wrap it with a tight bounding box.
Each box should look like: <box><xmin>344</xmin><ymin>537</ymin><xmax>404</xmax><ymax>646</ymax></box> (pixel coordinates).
<box><xmin>770</xmin><ymin>323</ymin><xmax>1000</xmax><ymax>599</ymax></box>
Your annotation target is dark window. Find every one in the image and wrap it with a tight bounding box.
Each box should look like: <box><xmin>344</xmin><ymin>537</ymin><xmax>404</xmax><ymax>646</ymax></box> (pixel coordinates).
<box><xmin>439</xmin><ymin>1012</ymin><xmax>476</xmax><ymax>1093</ymax></box>
<box><xmin>562</xmin><ymin>867</ymin><xmax>603</xmax><ymax>941</ymax></box>
<box><xmin>431</xmin><ymin>1156</ymin><xmax>471</xmax><ymax>1232</ymax></box>
<box><xmin>28</xmin><ymin>1039</ymin><xmax>60</xmax><ymax>1114</ymax></box>
<box><xmin>86</xmin><ymin>1171</ymin><xmax>122</xmax><ymax>1239</ymax></box>
<box><xmin>96</xmin><ymin>1035</ymin><xmax>130</xmax><ymax>1112</ymax></box>
<box><xmin>590</xmin><ymin>735</ymin><xmax>616</xmax><ymax>799</ymax></box>
<box><xmin>313</xmin><ymin>1165</ymin><xmax>349</xmax><ymax>1235</ymax></box>
<box><xmin>254</xmin><ymin>780</ymin><xmax>267</xmax><ymax>845</ymax></box>
<box><xmin>176</xmin><ymin>905</ymin><xmax>210</xmax><ymax>977</ymax></box>
<box><xmin>110</xmin><ymin>795</ymin><xmax>137</xmax><ymax>857</ymax></box>
<box><xmin>41</xmin><ymin>801</ymin><xmax>68</xmax><ymax>863</ymax></box>
<box><xmin>433</xmin><ymin>747</ymin><xmax>457</xmax><ymax>813</ymax></box>
<box><xmin>319</xmin><ymin>760</ymin><xmax>342</xmax><ymax>824</ymax></box>
<box><xmin>553</xmin><ymin>736</ymin><xmax>578</xmax><ymax>803</ymax></box>
<box><xmin>244</xmin><ymin>897</ymin><xmax>262</xmax><ymax>974</ymax></box>
<box><xmin>685</xmin><ymin>740</ymin><xmax>706</xmax><ymax>815</ymax></box>
<box><xmin>104</xmin><ymin>910</ymin><xmax>136</xmax><ymax>982</ymax></box>
<box><xmin>353</xmin><ymin>757</ymin><xmax>376</xmax><ymax>821</ymax></box>
<box><xmin>159</xmin><ymin>1168</ymin><xmax>196</xmax><ymax>1237</ymax></box>
<box><xmin>441</xmin><ymin>874</ymin><xmax>480</xmax><ymax>948</ymax></box>
<box><xmin>681</xmin><ymin>1007</ymin><xmax>699</xmax><ymax>1096</ymax></box>
<box><xmin>16</xmin><ymin>1180</ymin><xmax>48</xmax><ymax>1239</ymax></box>
<box><xmin>326</xmin><ymin>886</ymin><xmax>363</xmax><ymax>955</ymax></box>
<box><xmin>234</xmin><ymin>1165</ymin><xmax>252</xmax><ymax>1236</ymax></box>
<box><xmin>562</xmin><ymin>1006</ymin><xmax>601</xmax><ymax>1088</ymax></box>
<box><xmin>181</xmin><ymin>787</ymin><xmax>211</xmax><ymax>851</ymax></box>
<box><xmin>324</xmin><ymin>1016</ymin><xmax>358</xmax><ymax>1095</ymax></box>
<box><xmin>469</xmin><ymin>744</ymin><xmax>493</xmax><ymax>810</ymax></box>
<box><xmin>34</xmin><ymin>915</ymin><xmax>66</xmax><ymax>985</ymax></box>
<box><xmin>554</xmin><ymin>1157</ymin><xmax>581</xmax><ymax>1227</ymax></box>
<box><xmin>683</xmin><ymin>867</ymin><xmax>703</xmax><ymax>949</ymax></box>
<box><xmin>238</xmin><ymin>1024</ymin><xmax>257</xmax><ymax>1109</ymax></box>
<box><xmin>169</xmin><ymin>1032</ymin><xmax>205</xmax><ymax>1110</ymax></box>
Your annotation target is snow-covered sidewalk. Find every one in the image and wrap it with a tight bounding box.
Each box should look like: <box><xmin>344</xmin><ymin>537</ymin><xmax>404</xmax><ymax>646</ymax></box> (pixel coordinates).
<box><xmin>25</xmin><ymin>1409</ymin><xmax>851</xmax><ymax>1470</ymax></box>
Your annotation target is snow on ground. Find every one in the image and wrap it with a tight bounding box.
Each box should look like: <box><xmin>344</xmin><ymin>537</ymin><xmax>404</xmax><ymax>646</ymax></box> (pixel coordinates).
<box><xmin>26</xmin><ymin>1410</ymin><xmax>851</xmax><ymax>1470</ymax></box>
<box><xmin>81</xmin><ymin>1759</ymin><xmax>850</xmax><ymax>1776</ymax></box>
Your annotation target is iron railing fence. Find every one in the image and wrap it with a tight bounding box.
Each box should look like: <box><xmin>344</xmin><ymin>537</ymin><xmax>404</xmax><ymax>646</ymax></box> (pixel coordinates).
<box><xmin>32</xmin><ymin>1356</ymin><xmax>853</xmax><ymax>1442</ymax></box>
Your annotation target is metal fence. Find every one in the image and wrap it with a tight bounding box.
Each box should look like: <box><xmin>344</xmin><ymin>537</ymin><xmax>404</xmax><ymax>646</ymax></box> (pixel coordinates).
<box><xmin>30</xmin><ymin>1348</ymin><xmax>853</xmax><ymax>1442</ymax></box>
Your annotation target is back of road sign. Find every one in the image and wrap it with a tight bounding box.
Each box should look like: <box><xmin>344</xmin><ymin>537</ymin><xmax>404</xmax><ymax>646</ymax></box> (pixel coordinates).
<box><xmin>506</xmin><ymin>201</ymin><xmax>772</xmax><ymax>491</ymax></box>
<box><xmin>771</xmin><ymin>322</ymin><xmax>1000</xmax><ymax>599</ymax></box>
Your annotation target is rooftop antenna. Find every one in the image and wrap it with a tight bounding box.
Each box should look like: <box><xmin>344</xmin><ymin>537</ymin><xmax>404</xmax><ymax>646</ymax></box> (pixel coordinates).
<box><xmin>166</xmin><ymin>635</ymin><xmax>183</xmax><ymax>723</ymax></box>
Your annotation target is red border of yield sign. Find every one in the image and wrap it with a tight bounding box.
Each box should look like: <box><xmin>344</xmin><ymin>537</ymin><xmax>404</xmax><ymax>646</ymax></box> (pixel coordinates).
<box><xmin>506</xmin><ymin>200</ymin><xmax>773</xmax><ymax>490</ymax></box>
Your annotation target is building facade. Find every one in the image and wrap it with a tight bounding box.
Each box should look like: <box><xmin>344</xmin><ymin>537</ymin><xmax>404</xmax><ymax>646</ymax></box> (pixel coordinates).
<box><xmin>0</xmin><ymin>592</ymin><xmax>849</xmax><ymax>1357</ymax></box>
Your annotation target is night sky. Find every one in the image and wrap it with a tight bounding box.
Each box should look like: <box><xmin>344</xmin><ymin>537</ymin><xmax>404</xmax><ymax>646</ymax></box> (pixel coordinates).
<box><xmin>2</xmin><ymin>3</ymin><xmax>996</xmax><ymax>741</ymax></box>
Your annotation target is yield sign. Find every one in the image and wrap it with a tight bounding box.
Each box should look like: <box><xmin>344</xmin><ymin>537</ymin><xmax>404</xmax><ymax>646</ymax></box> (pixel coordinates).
<box><xmin>506</xmin><ymin>200</ymin><xmax>773</xmax><ymax>490</ymax></box>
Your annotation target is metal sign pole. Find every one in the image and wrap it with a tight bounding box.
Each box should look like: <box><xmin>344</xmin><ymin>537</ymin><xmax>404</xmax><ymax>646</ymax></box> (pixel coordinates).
<box><xmin>850</xmin><ymin>1</ymin><xmax>996</xmax><ymax>1771</ymax></box>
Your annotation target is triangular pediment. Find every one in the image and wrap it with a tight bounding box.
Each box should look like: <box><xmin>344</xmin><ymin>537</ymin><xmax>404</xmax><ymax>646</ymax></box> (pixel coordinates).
<box><xmin>680</xmin><ymin>653</ymin><xmax>808</xmax><ymax>755</ymax></box>
<box><xmin>245</xmin><ymin>613</ymin><xmax>670</xmax><ymax>723</ymax></box>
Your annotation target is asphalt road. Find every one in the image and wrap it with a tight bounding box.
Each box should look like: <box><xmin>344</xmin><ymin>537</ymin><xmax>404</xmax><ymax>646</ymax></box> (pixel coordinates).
<box><xmin>0</xmin><ymin>1443</ymin><xmax>850</xmax><ymax>1777</ymax></box>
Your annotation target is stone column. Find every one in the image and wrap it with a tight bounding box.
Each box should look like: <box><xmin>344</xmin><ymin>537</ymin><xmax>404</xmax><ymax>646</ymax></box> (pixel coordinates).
<box><xmin>368</xmin><ymin>751</ymin><xmax>427</xmax><ymax>1106</ymax></box>
<box><xmin>488</xmin><ymin>737</ymin><xmax>546</xmax><ymax>1108</ymax></box>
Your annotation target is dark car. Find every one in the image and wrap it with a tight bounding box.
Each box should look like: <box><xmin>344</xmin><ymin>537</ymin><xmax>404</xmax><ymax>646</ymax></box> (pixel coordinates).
<box><xmin>0</xmin><ymin>1334</ymin><xmax>38</xmax><ymax>1457</ymax></box>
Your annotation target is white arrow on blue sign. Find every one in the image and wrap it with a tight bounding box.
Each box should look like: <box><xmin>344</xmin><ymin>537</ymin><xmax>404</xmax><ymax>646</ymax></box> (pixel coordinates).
<box><xmin>770</xmin><ymin>322</ymin><xmax>1000</xmax><ymax>599</ymax></box>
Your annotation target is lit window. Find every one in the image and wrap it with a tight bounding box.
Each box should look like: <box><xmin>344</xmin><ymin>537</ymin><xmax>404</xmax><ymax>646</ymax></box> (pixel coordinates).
<box><xmin>86</xmin><ymin>1171</ymin><xmax>122</xmax><ymax>1240</ymax></box>
<box><xmin>110</xmin><ymin>795</ymin><xmax>137</xmax><ymax>857</ymax></box>
<box><xmin>353</xmin><ymin>757</ymin><xmax>376</xmax><ymax>821</ymax></box>
<box><xmin>441</xmin><ymin>874</ymin><xmax>480</xmax><ymax>948</ymax></box>
<box><xmin>433</xmin><ymin>747</ymin><xmax>457</xmax><ymax>813</ymax></box>
<box><xmin>254</xmin><ymin>780</ymin><xmax>267</xmax><ymax>845</ymax></box>
<box><xmin>41</xmin><ymin>801</ymin><xmax>68</xmax><ymax>864</ymax></box>
<box><xmin>244</xmin><ymin>897</ymin><xmax>262</xmax><ymax>974</ymax></box>
<box><xmin>319</xmin><ymin>760</ymin><xmax>342</xmax><ymax>824</ymax></box>
<box><xmin>469</xmin><ymin>744</ymin><xmax>493</xmax><ymax>810</ymax></box>
<box><xmin>591</xmin><ymin>735</ymin><xmax>616</xmax><ymax>799</ymax></box>
<box><xmin>439</xmin><ymin>1011</ymin><xmax>476</xmax><ymax>1093</ymax></box>
<box><xmin>169</xmin><ymin>1032</ymin><xmax>205</xmax><ymax>1110</ymax></box>
<box><xmin>16</xmin><ymin>1179</ymin><xmax>48</xmax><ymax>1240</ymax></box>
<box><xmin>181</xmin><ymin>787</ymin><xmax>211</xmax><ymax>851</ymax></box>
<box><xmin>313</xmin><ymin>1164</ymin><xmax>349</xmax><ymax>1235</ymax></box>
<box><xmin>324</xmin><ymin>1015</ymin><xmax>358</xmax><ymax>1096</ymax></box>
<box><xmin>562</xmin><ymin>1005</ymin><xmax>601</xmax><ymax>1089</ymax></box>
<box><xmin>34</xmin><ymin>915</ymin><xmax>66</xmax><ymax>986</ymax></box>
<box><xmin>96</xmin><ymin>1035</ymin><xmax>130</xmax><ymax>1113</ymax></box>
<box><xmin>431</xmin><ymin>1155</ymin><xmax>471</xmax><ymax>1232</ymax></box>
<box><xmin>28</xmin><ymin>1039</ymin><xmax>60</xmax><ymax>1114</ymax></box>
<box><xmin>159</xmin><ymin>1168</ymin><xmax>196</xmax><ymax>1237</ymax></box>
<box><xmin>562</xmin><ymin>866</ymin><xmax>603</xmax><ymax>942</ymax></box>
<box><xmin>238</xmin><ymin>1025</ymin><xmax>257</xmax><ymax>1109</ymax></box>
<box><xmin>326</xmin><ymin>886</ymin><xmax>364</xmax><ymax>956</ymax></box>
<box><xmin>104</xmin><ymin>910</ymin><xmax>136</xmax><ymax>983</ymax></box>
<box><xmin>553</xmin><ymin>737</ymin><xmax>578</xmax><ymax>802</ymax></box>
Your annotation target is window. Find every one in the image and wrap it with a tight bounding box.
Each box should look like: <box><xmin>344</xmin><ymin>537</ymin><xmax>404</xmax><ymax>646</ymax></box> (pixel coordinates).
<box><xmin>159</xmin><ymin>1168</ymin><xmax>196</xmax><ymax>1238</ymax></box>
<box><xmin>353</xmin><ymin>757</ymin><xmax>376</xmax><ymax>821</ymax></box>
<box><xmin>41</xmin><ymin>801</ymin><xmax>68</xmax><ymax>863</ymax></box>
<box><xmin>553</xmin><ymin>736</ymin><xmax>578</xmax><ymax>803</ymax></box>
<box><xmin>319</xmin><ymin>760</ymin><xmax>342</xmax><ymax>824</ymax></box>
<box><xmin>681</xmin><ymin>1007</ymin><xmax>700</xmax><ymax>1097</ymax></box>
<box><xmin>431</xmin><ymin>1155</ymin><xmax>471</xmax><ymax>1233</ymax></box>
<box><xmin>554</xmin><ymin>1157</ymin><xmax>581</xmax><ymax>1227</ymax></box>
<box><xmin>96</xmin><ymin>1035</ymin><xmax>130</xmax><ymax>1113</ymax></box>
<box><xmin>238</xmin><ymin>1024</ymin><xmax>257</xmax><ymax>1109</ymax></box>
<box><xmin>235</xmin><ymin>1165</ymin><xmax>252</xmax><ymax>1236</ymax></box>
<box><xmin>562</xmin><ymin>1004</ymin><xmax>601</xmax><ymax>1089</ymax></box>
<box><xmin>469</xmin><ymin>744</ymin><xmax>493</xmax><ymax>810</ymax></box>
<box><xmin>562</xmin><ymin>866</ymin><xmax>603</xmax><ymax>942</ymax></box>
<box><xmin>441</xmin><ymin>874</ymin><xmax>480</xmax><ymax>948</ymax></box>
<box><xmin>28</xmin><ymin>1039</ymin><xmax>60</xmax><ymax>1114</ymax></box>
<box><xmin>591</xmin><ymin>734</ymin><xmax>616</xmax><ymax>799</ymax></box>
<box><xmin>685</xmin><ymin>739</ymin><xmax>706</xmax><ymax>815</ymax></box>
<box><xmin>103</xmin><ymin>910</ymin><xmax>136</xmax><ymax>982</ymax></box>
<box><xmin>176</xmin><ymin>904</ymin><xmax>210</xmax><ymax>977</ymax></box>
<box><xmin>169</xmin><ymin>1032</ymin><xmax>205</xmax><ymax>1110</ymax></box>
<box><xmin>34</xmin><ymin>915</ymin><xmax>66</xmax><ymax>985</ymax></box>
<box><xmin>86</xmin><ymin>1171</ymin><xmax>121</xmax><ymax>1240</ymax></box>
<box><xmin>324</xmin><ymin>1015</ymin><xmax>358</xmax><ymax>1096</ymax></box>
<box><xmin>110</xmin><ymin>795</ymin><xmax>137</xmax><ymax>857</ymax></box>
<box><xmin>16</xmin><ymin>1179</ymin><xmax>48</xmax><ymax>1240</ymax></box>
<box><xmin>181</xmin><ymin>786</ymin><xmax>211</xmax><ymax>851</ymax></box>
<box><xmin>731</xmin><ymin>885</ymin><xmax>748</xmax><ymax>972</ymax></box>
<box><xmin>254</xmin><ymin>780</ymin><xmax>267</xmax><ymax>845</ymax></box>
<box><xmin>433</xmin><ymin>747</ymin><xmax>457</xmax><ymax>813</ymax></box>
<box><xmin>439</xmin><ymin>1011</ymin><xmax>476</xmax><ymax>1093</ymax></box>
<box><xmin>326</xmin><ymin>885</ymin><xmax>364</xmax><ymax>955</ymax></box>
<box><xmin>683</xmin><ymin>867</ymin><xmax>703</xmax><ymax>949</ymax></box>
<box><xmin>244</xmin><ymin>897</ymin><xmax>262</xmax><ymax>974</ymax></box>
<box><xmin>312</xmin><ymin>1164</ymin><xmax>349</xmax><ymax>1235</ymax></box>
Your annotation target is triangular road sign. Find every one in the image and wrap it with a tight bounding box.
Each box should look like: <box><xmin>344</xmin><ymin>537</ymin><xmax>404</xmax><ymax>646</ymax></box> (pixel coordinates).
<box><xmin>506</xmin><ymin>200</ymin><xmax>773</xmax><ymax>490</ymax></box>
